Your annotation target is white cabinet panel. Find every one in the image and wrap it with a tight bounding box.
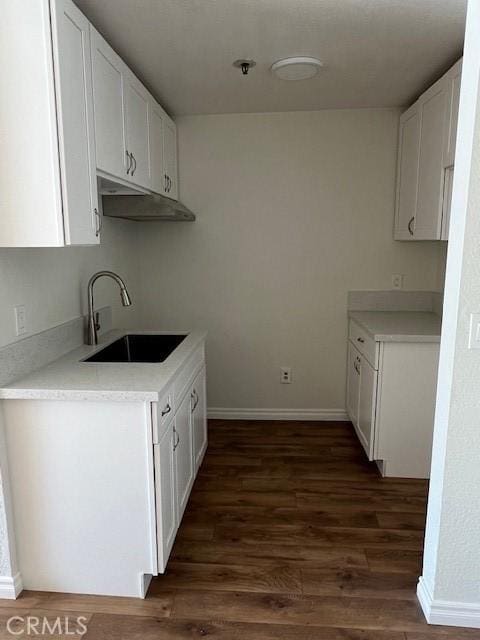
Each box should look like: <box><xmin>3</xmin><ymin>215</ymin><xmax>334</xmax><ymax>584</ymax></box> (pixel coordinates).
<box><xmin>154</xmin><ymin>421</ymin><xmax>177</xmax><ymax>572</ymax></box>
<box><xmin>444</xmin><ymin>60</ymin><xmax>462</xmax><ymax>168</ymax></box>
<box><xmin>91</xmin><ymin>28</ymin><xmax>127</xmax><ymax>179</ymax></box>
<box><xmin>149</xmin><ymin>102</ymin><xmax>166</xmax><ymax>195</ymax></box>
<box><xmin>414</xmin><ymin>85</ymin><xmax>447</xmax><ymax>240</ymax></box>
<box><xmin>163</xmin><ymin>117</ymin><xmax>178</xmax><ymax>200</ymax></box>
<box><xmin>124</xmin><ymin>75</ymin><xmax>151</xmax><ymax>188</ymax></box>
<box><xmin>51</xmin><ymin>0</ymin><xmax>99</xmax><ymax>244</ymax></box>
<box><xmin>346</xmin><ymin>342</ymin><xmax>360</xmax><ymax>428</ymax></box>
<box><xmin>358</xmin><ymin>356</ymin><xmax>377</xmax><ymax>461</ymax></box>
<box><xmin>174</xmin><ymin>392</ymin><xmax>194</xmax><ymax>521</ymax></box>
<box><xmin>441</xmin><ymin>166</ymin><xmax>454</xmax><ymax>241</ymax></box>
<box><xmin>192</xmin><ymin>367</ymin><xmax>207</xmax><ymax>472</ymax></box>
<box><xmin>0</xmin><ymin>0</ymin><xmax>99</xmax><ymax>247</ymax></box>
<box><xmin>394</xmin><ymin>104</ymin><xmax>421</xmax><ymax>240</ymax></box>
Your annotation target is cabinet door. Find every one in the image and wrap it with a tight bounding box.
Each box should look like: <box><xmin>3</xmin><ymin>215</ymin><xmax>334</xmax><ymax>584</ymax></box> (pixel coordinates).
<box><xmin>441</xmin><ymin>166</ymin><xmax>454</xmax><ymax>241</ymax></box>
<box><xmin>414</xmin><ymin>84</ymin><xmax>448</xmax><ymax>240</ymax></box>
<box><xmin>154</xmin><ymin>422</ymin><xmax>177</xmax><ymax>572</ymax></box>
<box><xmin>444</xmin><ymin>60</ymin><xmax>462</xmax><ymax>168</ymax></box>
<box><xmin>346</xmin><ymin>342</ymin><xmax>360</xmax><ymax>428</ymax></box>
<box><xmin>358</xmin><ymin>356</ymin><xmax>378</xmax><ymax>460</ymax></box>
<box><xmin>91</xmin><ymin>28</ymin><xmax>127</xmax><ymax>179</ymax></box>
<box><xmin>192</xmin><ymin>368</ymin><xmax>207</xmax><ymax>473</ymax></box>
<box><xmin>50</xmin><ymin>0</ymin><xmax>99</xmax><ymax>245</ymax></box>
<box><xmin>149</xmin><ymin>102</ymin><xmax>166</xmax><ymax>195</ymax></box>
<box><xmin>394</xmin><ymin>104</ymin><xmax>420</xmax><ymax>240</ymax></box>
<box><xmin>124</xmin><ymin>75</ymin><xmax>151</xmax><ymax>189</ymax></box>
<box><xmin>163</xmin><ymin>117</ymin><xmax>178</xmax><ymax>200</ymax></box>
<box><xmin>174</xmin><ymin>392</ymin><xmax>194</xmax><ymax>521</ymax></box>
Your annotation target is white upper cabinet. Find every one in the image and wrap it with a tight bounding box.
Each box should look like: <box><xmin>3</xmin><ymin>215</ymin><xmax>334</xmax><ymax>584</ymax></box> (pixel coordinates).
<box><xmin>149</xmin><ymin>102</ymin><xmax>166</xmax><ymax>195</ymax></box>
<box><xmin>148</xmin><ymin>102</ymin><xmax>178</xmax><ymax>199</ymax></box>
<box><xmin>91</xmin><ymin>28</ymin><xmax>127</xmax><ymax>180</ymax></box>
<box><xmin>394</xmin><ymin>58</ymin><xmax>462</xmax><ymax>241</ymax></box>
<box><xmin>414</xmin><ymin>81</ymin><xmax>448</xmax><ymax>240</ymax></box>
<box><xmin>443</xmin><ymin>59</ymin><xmax>462</xmax><ymax>169</ymax></box>
<box><xmin>124</xmin><ymin>74</ymin><xmax>151</xmax><ymax>189</ymax></box>
<box><xmin>91</xmin><ymin>28</ymin><xmax>178</xmax><ymax>196</ymax></box>
<box><xmin>163</xmin><ymin>117</ymin><xmax>179</xmax><ymax>200</ymax></box>
<box><xmin>1</xmin><ymin>0</ymin><xmax>99</xmax><ymax>247</ymax></box>
<box><xmin>395</xmin><ymin>104</ymin><xmax>421</xmax><ymax>240</ymax></box>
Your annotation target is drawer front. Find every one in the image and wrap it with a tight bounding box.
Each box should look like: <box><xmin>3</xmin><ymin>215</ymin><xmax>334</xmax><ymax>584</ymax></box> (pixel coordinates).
<box><xmin>152</xmin><ymin>386</ymin><xmax>174</xmax><ymax>444</ymax></box>
<box><xmin>349</xmin><ymin>320</ymin><xmax>378</xmax><ymax>369</ymax></box>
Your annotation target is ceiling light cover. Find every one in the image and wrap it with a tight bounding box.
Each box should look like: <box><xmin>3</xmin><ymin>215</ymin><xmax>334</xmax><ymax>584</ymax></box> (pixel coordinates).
<box><xmin>271</xmin><ymin>57</ymin><xmax>323</xmax><ymax>81</ymax></box>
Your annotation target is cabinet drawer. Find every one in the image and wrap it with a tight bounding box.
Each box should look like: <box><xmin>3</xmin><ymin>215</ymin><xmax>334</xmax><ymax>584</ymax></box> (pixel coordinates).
<box><xmin>152</xmin><ymin>387</ymin><xmax>174</xmax><ymax>444</ymax></box>
<box><xmin>348</xmin><ymin>320</ymin><xmax>378</xmax><ymax>369</ymax></box>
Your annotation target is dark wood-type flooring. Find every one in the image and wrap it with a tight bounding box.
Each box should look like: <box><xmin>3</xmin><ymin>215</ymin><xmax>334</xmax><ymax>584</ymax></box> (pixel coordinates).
<box><xmin>2</xmin><ymin>420</ymin><xmax>478</xmax><ymax>639</ymax></box>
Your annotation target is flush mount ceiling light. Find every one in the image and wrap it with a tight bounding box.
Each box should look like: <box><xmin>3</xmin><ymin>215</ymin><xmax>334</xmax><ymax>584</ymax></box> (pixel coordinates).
<box><xmin>271</xmin><ymin>57</ymin><xmax>323</xmax><ymax>81</ymax></box>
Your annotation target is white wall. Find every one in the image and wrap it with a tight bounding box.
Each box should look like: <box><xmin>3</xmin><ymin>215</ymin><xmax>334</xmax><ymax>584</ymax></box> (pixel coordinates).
<box><xmin>0</xmin><ymin>218</ymin><xmax>141</xmax><ymax>349</ymax></box>
<box><xmin>138</xmin><ymin>109</ymin><xmax>446</xmax><ymax>412</ymax></box>
<box><xmin>419</xmin><ymin>0</ymin><xmax>480</xmax><ymax>625</ymax></box>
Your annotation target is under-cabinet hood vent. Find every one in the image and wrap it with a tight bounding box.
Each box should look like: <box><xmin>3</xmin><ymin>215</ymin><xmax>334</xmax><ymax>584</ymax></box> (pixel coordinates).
<box><xmin>102</xmin><ymin>193</ymin><xmax>196</xmax><ymax>222</ymax></box>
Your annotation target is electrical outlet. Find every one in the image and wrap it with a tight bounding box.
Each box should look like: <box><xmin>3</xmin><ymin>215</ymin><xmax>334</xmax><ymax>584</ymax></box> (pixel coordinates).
<box><xmin>14</xmin><ymin>305</ymin><xmax>27</xmax><ymax>336</ymax></box>
<box><xmin>392</xmin><ymin>274</ymin><xmax>404</xmax><ymax>290</ymax></box>
<box><xmin>280</xmin><ymin>367</ymin><xmax>292</xmax><ymax>384</ymax></box>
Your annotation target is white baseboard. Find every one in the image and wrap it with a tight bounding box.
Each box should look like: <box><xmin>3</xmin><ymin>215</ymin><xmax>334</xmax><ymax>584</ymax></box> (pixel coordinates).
<box><xmin>417</xmin><ymin>576</ymin><xmax>480</xmax><ymax>628</ymax></box>
<box><xmin>207</xmin><ymin>407</ymin><xmax>349</xmax><ymax>421</ymax></box>
<box><xmin>0</xmin><ymin>573</ymin><xmax>22</xmax><ymax>599</ymax></box>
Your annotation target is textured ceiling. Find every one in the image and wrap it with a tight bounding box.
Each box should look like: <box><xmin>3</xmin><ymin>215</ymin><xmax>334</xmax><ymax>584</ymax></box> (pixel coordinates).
<box><xmin>74</xmin><ymin>0</ymin><xmax>466</xmax><ymax>116</ymax></box>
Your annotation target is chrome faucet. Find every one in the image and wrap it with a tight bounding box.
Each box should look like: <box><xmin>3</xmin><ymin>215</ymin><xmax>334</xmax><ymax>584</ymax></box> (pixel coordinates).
<box><xmin>86</xmin><ymin>271</ymin><xmax>132</xmax><ymax>345</ymax></box>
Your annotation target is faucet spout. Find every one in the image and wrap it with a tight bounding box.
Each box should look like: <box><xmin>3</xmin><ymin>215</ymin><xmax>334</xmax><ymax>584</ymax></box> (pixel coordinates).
<box><xmin>86</xmin><ymin>271</ymin><xmax>132</xmax><ymax>345</ymax></box>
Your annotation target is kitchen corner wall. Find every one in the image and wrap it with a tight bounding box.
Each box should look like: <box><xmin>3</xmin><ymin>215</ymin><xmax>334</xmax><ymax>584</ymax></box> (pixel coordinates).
<box><xmin>0</xmin><ymin>218</ymin><xmax>141</xmax><ymax>350</ymax></box>
<box><xmin>137</xmin><ymin>109</ymin><xmax>447</xmax><ymax>413</ymax></box>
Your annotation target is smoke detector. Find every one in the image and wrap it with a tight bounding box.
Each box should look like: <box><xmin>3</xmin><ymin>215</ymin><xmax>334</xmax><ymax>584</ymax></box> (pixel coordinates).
<box><xmin>271</xmin><ymin>57</ymin><xmax>323</xmax><ymax>81</ymax></box>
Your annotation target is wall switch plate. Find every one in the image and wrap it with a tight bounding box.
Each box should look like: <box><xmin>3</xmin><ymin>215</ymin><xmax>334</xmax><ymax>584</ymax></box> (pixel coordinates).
<box><xmin>468</xmin><ymin>313</ymin><xmax>480</xmax><ymax>349</ymax></box>
<box><xmin>280</xmin><ymin>367</ymin><xmax>292</xmax><ymax>384</ymax></box>
<box><xmin>14</xmin><ymin>305</ymin><xmax>27</xmax><ymax>336</ymax></box>
<box><xmin>392</xmin><ymin>274</ymin><xmax>404</xmax><ymax>289</ymax></box>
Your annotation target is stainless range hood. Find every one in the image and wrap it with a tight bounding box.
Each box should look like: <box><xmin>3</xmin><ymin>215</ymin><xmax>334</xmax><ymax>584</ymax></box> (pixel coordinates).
<box><xmin>102</xmin><ymin>192</ymin><xmax>195</xmax><ymax>222</ymax></box>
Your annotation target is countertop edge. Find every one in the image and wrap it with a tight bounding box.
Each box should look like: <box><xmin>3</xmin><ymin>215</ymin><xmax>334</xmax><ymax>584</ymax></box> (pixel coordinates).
<box><xmin>348</xmin><ymin>311</ymin><xmax>441</xmax><ymax>343</ymax></box>
<box><xmin>0</xmin><ymin>329</ymin><xmax>207</xmax><ymax>402</ymax></box>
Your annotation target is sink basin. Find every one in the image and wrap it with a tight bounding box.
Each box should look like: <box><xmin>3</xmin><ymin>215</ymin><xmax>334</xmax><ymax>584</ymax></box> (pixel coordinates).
<box><xmin>84</xmin><ymin>334</ymin><xmax>187</xmax><ymax>363</ymax></box>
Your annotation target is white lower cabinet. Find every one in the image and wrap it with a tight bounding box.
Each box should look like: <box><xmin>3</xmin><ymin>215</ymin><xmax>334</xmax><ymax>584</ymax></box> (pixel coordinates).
<box><xmin>153</xmin><ymin>360</ymin><xmax>207</xmax><ymax>573</ymax></box>
<box><xmin>192</xmin><ymin>368</ymin><xmax>207</xmax><ymax>472</ymax></box>
<box><xmin>346</xmin><ymin>320</ymin><xmax>439</xmax><ymax>478</ymax></box>
<box><xmin>173</xmin><ymin>391</ymin><xmax>195</xmax><ymax>523</ymax></box>
<box><xmin>154</xmin><ymin>421</ymin><xmax>177</xmax><ymax>572</ymax></box>
<box><xmin>2</xmin><ymin>342</ymin><xmax>207</xmax><ymax>597</ymax></box>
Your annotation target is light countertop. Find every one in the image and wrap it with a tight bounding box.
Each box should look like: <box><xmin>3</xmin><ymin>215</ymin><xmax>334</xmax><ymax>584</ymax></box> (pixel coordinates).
<box><xmin>349</xmin><ymin>311</ymin><xmax>441</xmax><ymax>343</ymax></box>
<box><xmin>0</xmin><ymin>329</ymin><xmax>207</xmax><ymax>402</ymax></box>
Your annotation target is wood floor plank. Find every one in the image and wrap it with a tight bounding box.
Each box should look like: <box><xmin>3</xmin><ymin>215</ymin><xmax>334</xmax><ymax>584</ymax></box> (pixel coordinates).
<box><xmin>183</xmin><ymin>505</ymin><xmax>379</xmax><ymax>528</ymax></box>
<box><xmin>365</xmin><ymin>549</ymin><xmax>424</xmax><ymax>574</ymax></box>
<box><xmin>171</xmin><ymin>589</ymin><xmax>431</xmax><ymax>632</ymax></box>
<box><xmin>214</xmin><ymin>523</ymin><xmax>425</xmax><ymax>549</ymax></box>
<box><xmin>84</xmin><ymin>613</ymin><xmax>406</xmax><ymax>640</ymax></box>
<box><xmin>301</xmin><ymin>566</ymin><xmax>418</xmax><ymax>600</ymax></box>
<box><xmin>376</xmin><ymin>512</ymin><xmax>427</xmax><ymax>531</ymax></box>
<box><xmin>153</xmin><ymin>561</ymin><xmax>302</xmax><ymax>594</ymax></box>
<box><xmin>188</xmin><ymin>490</ymin><xmax>296</xmax><ymax>508</ymax></box>
<box><xmin>40</xmin><ymin>592</ymin><xmax>174</xmax><ymax>618</ymax></box>
<box><xmin>170</xmin><ymin>539</ymin><xmax>369</xmax><ymax>568</ymax></box>
<box><xmin>296</xmin><ymin>492</ymin><xmax>427</xmax><ymax>514</ymax></box>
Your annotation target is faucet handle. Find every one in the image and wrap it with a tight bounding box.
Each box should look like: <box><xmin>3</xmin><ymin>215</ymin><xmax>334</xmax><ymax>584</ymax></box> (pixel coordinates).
<box><xmin>94</xmin><ymin>311</ymin><xmax>101</xmax><ymax>332</ymax></box>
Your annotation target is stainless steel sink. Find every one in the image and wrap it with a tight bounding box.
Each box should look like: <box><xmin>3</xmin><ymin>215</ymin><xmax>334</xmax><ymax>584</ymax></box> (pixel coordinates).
<box><xmin>84</xmin><ymin>334</ymin><xmax>187</xmax><ymax>363</ymax></box>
